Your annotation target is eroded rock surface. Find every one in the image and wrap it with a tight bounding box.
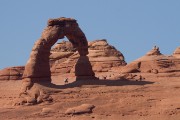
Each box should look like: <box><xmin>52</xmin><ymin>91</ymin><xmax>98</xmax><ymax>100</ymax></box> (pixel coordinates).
<box><xmin>23</xmin><ymin>17</ymin><xmax>89</xmax><ymax>83</ymax></box>
<box><xmin>0</xmin><ymin>39</ymin><xmax>126</xmax><ymax>80</ymax></box>
<box><xmin>65</xmin><ymin>104</ymin><xmax>95</xmax><ymax>115</ymax></box>
<box><xmin>0</xmin><ymin>66</ymin><xmax>24</xmax><ymax>80</ymax></box>
<box><xmin>14</xmin><ymin>17</ymin><xmax>96</xmax><ymax>105</ymax></box>
<box><xmin>146</xmin><ymin>46</ymin><xmax>162</xmax><ymax>56</ymax></box>
<box><xmin>120</xmin><ymin>46</ymin><xmax>180</xmax><ymax>76</ymax></box>
<box><xmin>50</xmin><ymin>39</ymin><xmax>126</xmax><ymax>76</ymax></box>
<box><xmin>173</xmin><ymin>46</ymin><xmax>180</xmax><ymax>58</ymax></box>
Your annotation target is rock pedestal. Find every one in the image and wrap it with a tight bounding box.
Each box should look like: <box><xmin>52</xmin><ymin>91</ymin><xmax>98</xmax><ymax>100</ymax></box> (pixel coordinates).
<box><xmin>75</xmin><ymin>56</ymin><xmax>97</xmax><ymax>80</ymax></box>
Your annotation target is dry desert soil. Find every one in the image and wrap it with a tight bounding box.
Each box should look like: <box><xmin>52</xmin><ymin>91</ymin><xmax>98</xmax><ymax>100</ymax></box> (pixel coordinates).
<box><xmin>0</xmin><ymin>73</ymin><xmax>180</xmax><ymax>120</ymax></box>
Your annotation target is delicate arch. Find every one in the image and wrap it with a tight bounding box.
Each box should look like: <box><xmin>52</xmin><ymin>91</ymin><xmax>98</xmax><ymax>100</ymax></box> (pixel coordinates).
<box><xmin>23</xmin><ymin>17</ymin><xmax>89</xmax><ymax>82</ymax></box>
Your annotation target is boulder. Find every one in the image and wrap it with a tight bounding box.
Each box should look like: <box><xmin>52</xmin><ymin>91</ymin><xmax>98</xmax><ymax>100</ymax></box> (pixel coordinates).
<box><xmin>65</xmin><ymin>104</ymin><xmax>95</xmax><ymax>115</ymax></box>
<box><xmin>121</xmin><ymin>61</ymin><xmax>141</xmax><ymax>73</ymax></box>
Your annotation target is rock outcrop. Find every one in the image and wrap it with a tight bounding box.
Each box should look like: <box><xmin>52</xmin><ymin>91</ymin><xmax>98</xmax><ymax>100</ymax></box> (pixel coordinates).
<box><xmin>0</xmin><ymin>39</ymin><xmax>126</xmax><ymax>80</ymax></box>
<box><xmin>50</xmin><ymin>39</ymin><xmax>126</xmax><ymax>76</ymax></box>
<box><xmin>65</xmin><ymin>104</ymin><xmax>95</xmax><ymax>115</ymax></box>
<box><xmin>12</xmin><ymin>17</ymin><xmax>98</xmax><ymax>105</ymax></box>
<box><xmin>23</xmin><ymin>17</ymin><xmax>91</xmax><ymax>83</ymax></box>
<box><xmin>88</xmin><ymin>40</ymin><xmax>126</xmax><ymax>72</ymax></box>
<box><xmin>120</xmin><ymin>46</ymin><xmax>180</xmax><ymax>75</ymax></box>
<box><xmin>0</xmin><ymin>66</ymin><xmax>24</xmax><ymax>80</ymax></box>
<box><xmin>173</xmin><ymin>47</ymin><xmax>180</xmax><ymax>58</ymax></box>
<box><xmin>146</xmin><ymin>46</ymin><xmax>162</xmax><ymax>56</ymax></box>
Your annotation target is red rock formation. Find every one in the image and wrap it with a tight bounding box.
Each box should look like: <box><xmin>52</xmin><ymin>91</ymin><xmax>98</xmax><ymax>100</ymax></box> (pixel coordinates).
<box><xmin>120</xmin><ymin>46</ymin><xmax>180</xmax><ymax>76</ymax></box>
<box><xmin>146</xmin><ymin>46</ymin><xmax>162</xmax><ymax>56</ymax></box>
<box><xmin>10</xmin><ymin>17</ymin><xmax>98</xmax><ymax>105</ymax></box>
<box><xmin>0</xmin><ymin>39</ymin><xmax>126</xmax><ymax>80</ymax></box>
<box><xmin>88</xmin><ymin>40</ymin><xmax>126</xmax><ymax>72</ymax></box>
<box><xmin>50</xmin><ymin>39</ymin><xmax>126</xmax><ymax>76</ymax></box>
<box><xmin>23</xmin><ymin>17</ymin><xmax>92</xmax><ymax>83</ymax></box>
<box><xmin>173</xmin><ymin>47</ymin><xmax>180</xmax><ymax>58</ymax></box>
<box><xmin>0</xmin><ymin>66</ymin><xmax>24</xmax><ymax>80</ymax></box>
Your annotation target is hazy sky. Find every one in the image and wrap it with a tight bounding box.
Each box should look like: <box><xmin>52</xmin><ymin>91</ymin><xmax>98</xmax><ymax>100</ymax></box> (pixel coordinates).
<box><xmin>0</xmin><ymin>0</ymin><xmax>180</xmax><ymax>69</ymax></box>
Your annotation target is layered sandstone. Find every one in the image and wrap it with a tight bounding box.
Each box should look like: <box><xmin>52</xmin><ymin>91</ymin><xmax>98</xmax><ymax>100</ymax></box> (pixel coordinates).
<box><xmin>120</xmin><ymin>46</ymin><xmax>180</xmax><ymax>75</ymax></box>
<box><xmin>0</xmin><ymin>66</ymin><xmax>24</xmax><ymax>80</ymax></box>
<box><xmin>50</xmin><ymin>39</ymin><xmax>126</xmax><ymax>76</ymax></box>
<box><xmin>173</xmin><ymin>46</ymin><xmax>180</xmax><ymax>58</ymax></box>
<box><xmin>146</xmin><ymin>46</ymin><xmax>162</xmax><ymax>56</ymax></box>
<box><xmin>0</xmin><ymin>39</ymin><xmax>126</xmax><ymax>80</ymax></box>
<box><xmin>15</xmin><ymin>17</ymin><xmax>97</xmax><ymax>105</ymax></box>
<box><xmin>22</xmin><ymin>17</ymin><xmax>90</xmax><ymax>83</ymax></box>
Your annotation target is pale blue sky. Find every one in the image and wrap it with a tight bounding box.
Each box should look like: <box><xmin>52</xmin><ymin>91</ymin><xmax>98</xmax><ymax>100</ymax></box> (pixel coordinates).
<box><xmin>0</xmin><ymin>0</ymin><xmax>180</xmax><ymax>69</ymax></box>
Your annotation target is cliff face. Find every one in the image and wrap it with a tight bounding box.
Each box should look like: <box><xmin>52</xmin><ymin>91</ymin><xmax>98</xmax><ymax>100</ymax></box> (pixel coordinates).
<box><xmin>0</xmin><ymin>39</ymin><xmax>126</xmax><ymax>80</ymax></box>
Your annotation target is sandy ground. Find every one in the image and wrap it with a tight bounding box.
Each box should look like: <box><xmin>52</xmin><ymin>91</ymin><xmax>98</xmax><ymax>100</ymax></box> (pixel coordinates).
<box><xmin>0</xmin><ymin>73</ymin><xmax>180</xmax><ymax>120</ymax></box>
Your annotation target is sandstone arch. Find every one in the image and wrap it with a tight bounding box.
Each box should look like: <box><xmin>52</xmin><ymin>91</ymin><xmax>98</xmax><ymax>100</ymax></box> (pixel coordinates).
<box><xmin>16</xmin><ymin>18</ymin><xmax>96</xmax><ymax>105</ymax></box>
<box><xmin>23</xmin><ymin>17</ymin><xmax>90</xmax><ymax>82</ymax></box>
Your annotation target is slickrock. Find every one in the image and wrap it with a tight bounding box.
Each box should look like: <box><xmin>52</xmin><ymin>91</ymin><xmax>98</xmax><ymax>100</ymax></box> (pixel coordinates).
<box><xmin>0</xmin><ymin>39</ymin><xmax>126</xmax><ymax>80</ymax></box>
<box><xmin>173</xmin><ymin>46</ymin><xmax>180</xmax><ymax>58</ymax></box>
<box><xmin>23</xmin><ymin>17</ymin><xmax>90</xmax><ymax>83</ymax></box>
<box><xmin>146</xmin><ymin>46</ymin><xmax>162</xmax><ymax>56</ymax></box>
<box><xmin>50</xmin><ymin>39</ymin><xmax>126</xmax><ymax>76</ymax></box>
<box><xmin>65</xmin><ymin>104</ymin><xmax>95</xmax><ymax>115</ymax></box>
<box><xmin>0</xmin><ymin>66</ymin><xmax>24</xmax><ymax>80</ymax></box>
<box><xmin>121</xmin><ymin>46</ymin><xmax>180</xmax><ymax>75</ymax></box>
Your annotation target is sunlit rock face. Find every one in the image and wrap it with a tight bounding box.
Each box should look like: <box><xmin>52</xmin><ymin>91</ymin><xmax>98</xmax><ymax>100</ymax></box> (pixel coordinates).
<box><xmin>50</xmin><ymin>39</ymin><xmax>126</xmax><ymax>76</ymax></box>
<box><xmin>146</xmin><ymin>46</ymin><xmax>162</xmax><ymax>56</ymax></box>
<box><xmin>22</xmin><ymin>17</ymin><xmax>90</xmax><ymax>82</ymax></box>
<box><xmin>173</xmin><ymin>47</ymin><xmax>180</xmax><ymax>58</ymax></box>
<box><xmin>120</xmin><ymin>46</ymin><xmax>180</xmax><ymax>76</ymax></box>
<box><xmin>0</xmin><ymin>66</ymin><xmax>24</xmax><ymax>80</ymax></box>
<box><xmin>0</xmin><ymin>39</ymin><xmax>126</xmax><ymax>80</ymax></box>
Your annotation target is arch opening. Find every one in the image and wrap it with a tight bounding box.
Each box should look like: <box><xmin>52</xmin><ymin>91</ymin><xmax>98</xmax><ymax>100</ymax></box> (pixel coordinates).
<box><xmin>22</xmin><ymin>17</ymin><xmax>94</xmax><ymax>83</ymax></box>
